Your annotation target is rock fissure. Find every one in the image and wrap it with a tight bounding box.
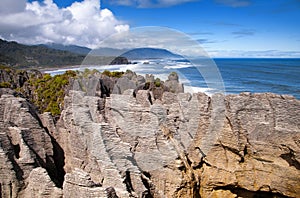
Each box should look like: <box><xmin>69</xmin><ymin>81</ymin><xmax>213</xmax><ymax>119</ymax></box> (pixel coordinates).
<box><xmin>280</xmin><ymin>147</ymin><xmax>300</xmax><ymax>170</ymax></box>
<box><xmin>214</xmin><ymin>185</ymin><xmax>292</xmax><ymax>198</ymax></box>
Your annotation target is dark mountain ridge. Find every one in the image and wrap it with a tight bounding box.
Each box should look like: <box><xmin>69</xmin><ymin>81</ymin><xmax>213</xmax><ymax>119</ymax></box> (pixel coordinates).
<box><xmin>0</xmin><ymin>39</ymin><xmax>85</xmax><ymax>68</ymax></box>
<box><xmin>0</xmin><ymin>39</ymin><xmax>181</xmax><ymax>68</ymax></box>
<box><xmin>41</xmin><ymin>43</ymin><xmax>91</xmax><ymax>55</ymax></box>
<box><xmin>89</xmin><ymin>47</ymin><xmax>182</xmax><ymax>59</ymax></box>
<box><xmin>121</xmin><ymin>47</ymin><xmax>182</xmax><ymax>59</ymax></box>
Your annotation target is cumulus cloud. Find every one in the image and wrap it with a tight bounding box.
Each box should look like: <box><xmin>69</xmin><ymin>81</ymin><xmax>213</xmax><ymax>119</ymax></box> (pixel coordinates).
<box><xmin>106</xmin><ymin>0</ymin><xmax>199</xmax><ymax>8</ymax></box>
<box><xmin>0</xmin><ymin>0</ymin><xmax>27</xmax><ymax>14</ymax></box>
<box><xmin>0</xmin><ymin>0</ymin><xmax>129</xmax><ymax>48</ymax></box>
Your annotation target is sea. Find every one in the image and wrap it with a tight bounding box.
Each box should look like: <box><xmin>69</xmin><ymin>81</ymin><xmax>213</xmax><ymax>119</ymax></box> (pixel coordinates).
<box><xmin>45</xmin><ymin>58</ymin><xmax>300</xmax><ymax>99</ymax></box>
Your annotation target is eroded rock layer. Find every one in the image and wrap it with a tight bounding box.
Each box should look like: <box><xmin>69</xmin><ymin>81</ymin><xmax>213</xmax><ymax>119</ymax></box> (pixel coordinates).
<box><xmin>0</xmin><ymin>79</ymin><xmax>299</xmax><ymax>197</ymax></box>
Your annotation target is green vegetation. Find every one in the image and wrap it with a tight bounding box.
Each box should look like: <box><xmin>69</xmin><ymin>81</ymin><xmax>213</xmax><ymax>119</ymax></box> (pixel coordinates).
<box><xmin>80</xmin><ymin>68</ymin><xmax>100</xmax><ymax>78</ymax></box>
<box><xmin>0</xmin><ymin>39</ymin><xmax>85</xmax><ymax>68</ymax></box>
<box><xmin>154</xmin><ymin>78</ymin><xmax>161</xmax><ymax>87</ymax></box>
<box><xmin>0</xmin><ymin>65</ymin><xmax>12</xmax><ymax>73</ymax></box>
<box><xmin>0</xmin><ymin>65</ymin><xmax>17</xmax><ymax>88</ymax></box>
<box><xmin>0</xmin><ymin>82</ymin><xmax>11</xmax><ymax>88</ymax></box>
<box><xmin>0</xmin><ymin>64</ymin><xmax>128</xmax><ymax>117</ymax></box>
<box><xmin>25</xmin><ymin>70</ymin><xmax>77</xmax><ymax>116</ymax></box>
<box><xmin>102</xmin><ymin>70</ymin><xmax>124</xmax><ymax>78</ymax></box>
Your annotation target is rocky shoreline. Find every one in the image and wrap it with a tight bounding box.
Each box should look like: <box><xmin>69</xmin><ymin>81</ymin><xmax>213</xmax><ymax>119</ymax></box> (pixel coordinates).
<box><xmin>0</xmin><ymin>68</ymin><xmax>299</xmax><ymax>197</ymax></box>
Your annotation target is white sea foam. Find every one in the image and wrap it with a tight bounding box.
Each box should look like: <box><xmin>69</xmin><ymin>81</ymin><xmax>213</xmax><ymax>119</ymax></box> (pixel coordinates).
<box><xmin>164</xmin><ymin>64</ymin><xmax>193</xmax><ymax>69</ymax></box>
<box><xmin>184</xmin><ymin>85</ymin><xmax>214</xmax><ymax>96</ymax></box>
<box><xmin>44</xmin><ymin>67</ymin><xmax>80</xmax><ymax>76</ymax></box>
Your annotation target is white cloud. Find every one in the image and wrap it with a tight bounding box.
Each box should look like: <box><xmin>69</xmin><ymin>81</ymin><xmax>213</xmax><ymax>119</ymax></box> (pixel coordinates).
<box><xmin>0</xmin><ymin>0</ymin><xmax>27</xmax><ymax>14</ymax></box>
<box><xmin>0</xmin><ymin>0</ymin><xmax>129</xmax><ymax>48</ymax></box>
<box><xmin>106</xmin><ymin>0</ymin><xmax>199</xmax><ymax>8</ymax></box>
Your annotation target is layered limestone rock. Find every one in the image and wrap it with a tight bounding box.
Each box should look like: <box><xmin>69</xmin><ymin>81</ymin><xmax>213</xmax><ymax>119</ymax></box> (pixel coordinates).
<box><xmin>20</xmin><ymin>167</ymin><xmax>62</xmax><ymax>198</ymax></box>
<box><xmin>164</xmin><ymin>72</ymin><xmax>184</xmax><ymax>93</ymax></box>
<box><xmin>0</xmin><ymin>68</ymin><xmax>29</xmax><ymax>89</ymax></box>
<box><xmin>0</xmin><ymin>75</ymin><xmax>299</xmax><ymax>197</ymax></box>
<box><xmin>55</xmin><ymin>90</ymin><xmax>150</xmax><ymax>197</ymax></box>
<box><xmin>193</xmin><ymin>93</ymin><xmax>300</xmax><ymax>197</ymax></box>
<box><xmin>0</xmin><ymin>92</ymin><xmax>63</xmax><ymax>197</ymax></box>
<box><xmin>53</xmin><ymin>86</ymin><xmax>299</xmax><ymax>197</ymax></box>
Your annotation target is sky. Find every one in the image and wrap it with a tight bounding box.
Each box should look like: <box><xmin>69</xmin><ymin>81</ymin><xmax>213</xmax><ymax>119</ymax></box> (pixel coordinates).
<box><xmin>0</xmin><ymin>0</ymin><xmax>299</xmax><ymax>57</ymax></box>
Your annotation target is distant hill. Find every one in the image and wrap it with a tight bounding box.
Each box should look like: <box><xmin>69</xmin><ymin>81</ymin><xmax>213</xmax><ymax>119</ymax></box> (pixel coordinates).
<box><xmin>0</xmin><ymin>39</ymin><xmax>85</xmax><ymax>68</ymax></box>
<box><xmin>86</xmin><ymin>47</ymin><xmax>182</xmax><ymax>60</ymax></box>
<box><xmin>121</xmin><ymin>48</ymin><xmax>182</xmax><ymax>60</ymax></box>
<box><xmin>0</xmin><ymin>39</ymin><xmax>182</xmax><ymax>68</ymax></box>
<box><xmin>42</xmin><ymin>43</ymin><xmax>91</xmax><ymax>55</ymax></box>
<box><xmin>90</xmin><ymin>47</ymin><xmax>127</xmax><ymax>57</ymax></box>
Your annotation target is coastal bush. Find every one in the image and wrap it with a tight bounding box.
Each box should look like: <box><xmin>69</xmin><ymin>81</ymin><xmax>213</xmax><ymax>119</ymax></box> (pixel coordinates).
<box><xmin>102</xmin><ymin>70</ymin><xmax>124</xmax><ymax>78</ymax></box>
<box><xmin>81</xmin><ymin>68</ymin><xmax>100</xmax><ymax>77</ymax></box>
<box><xmin>0</xmin><ymin>81</ymin><xmax>11</xmax><ymax>88</ymax></box>
<box><xmin>170</xmin><ymin>71</ymin><xmax>177</xmax><ymax>76</ymax></box>
<box><xmin>0</xmin><ymin>65</ymin><xmax>12</xmax><ymax>72</ymax></box>
<box><xmin>155</xmin><ymin>78</ymin><xmax>161</xmax><ymax>87</ymax></box>
<box><xmin>25</xmin><ymin>70</ymin><xmax>77</xmax><ymax>116</ymax></box>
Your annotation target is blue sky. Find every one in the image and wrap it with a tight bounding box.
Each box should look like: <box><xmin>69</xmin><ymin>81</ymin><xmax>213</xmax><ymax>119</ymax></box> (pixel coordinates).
<box><xmin>1</xmin><ymin>0</ymin><xmax>299</xmax><ymax>57</ymax></box>
<box><xmin>105</xmin><ymin>0</ymin><xmax>300</xmax><ymax>51</ymax></box>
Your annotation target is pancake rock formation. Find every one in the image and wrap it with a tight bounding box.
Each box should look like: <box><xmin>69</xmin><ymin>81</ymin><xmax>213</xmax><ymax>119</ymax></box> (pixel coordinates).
<box><xmin>0</xmin><ymin>72</ymin><xmax>299</xmax><ymax>198</ymax></box>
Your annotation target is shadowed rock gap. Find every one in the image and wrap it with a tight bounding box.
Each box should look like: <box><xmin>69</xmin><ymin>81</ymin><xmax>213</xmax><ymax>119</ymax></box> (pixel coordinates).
<box><xmin>5</xmin><ymin>133</ymin><xmax>24</xmax><ymax>181</ymax></box>
<box><xmin>49</xmin><ymin>136</ymin><xmax>65</xmax><ymax>188</ymax></box>
<box><xmin>214</xmin><ymin>185</ymin><xmax>292</xmax><ymax>198</ymax></box>
<box><xmin>26</xmin><ymin>100</ymin><xmax>66</xmax><ymax>188</ymax></box>
<box><xmin>280</xmin><ymin>148</ymin><xmax>300</xmax><ymax>170</ymax></box>
<box><xmin>123</xmin><ymin>171</ymin><xmax>134</xmax><ymax>194</ymax></box>
<box><xmin>12</xmin><ymin>144</ymin><xmax>20</xmax><ymax>159</ymax></box>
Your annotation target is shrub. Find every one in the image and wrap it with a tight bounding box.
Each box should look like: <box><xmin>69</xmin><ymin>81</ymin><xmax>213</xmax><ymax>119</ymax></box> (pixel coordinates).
<box><xmin>25</xmin><ymin>70</ymin><xmax>77</xmax><ymax>116</ymax></box>
<box><xmin>154</xmin><ymin>78</ymin><xmax>161</xmax><ymax>87</ymax></box>
<box><xmin>81</xmin><ymin>68</ymin><xmax>100</xmax><ymax>78</ymax></box>
<box><xmin>102</xmin><ymin>70</ymin><xmax>124</xmax><ymax>78</ymax></box>
<box><xmin>0</xmin><ymin>82</ymin><xmax>11</xmax><ymax>88</ymax></box>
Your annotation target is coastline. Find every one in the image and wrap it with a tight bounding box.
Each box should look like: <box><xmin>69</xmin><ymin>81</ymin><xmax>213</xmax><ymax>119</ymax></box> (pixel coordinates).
<box><xmin>40</xmin><ymin>58</ymin><xmax>300</xmax><ymax>99</ymax></box>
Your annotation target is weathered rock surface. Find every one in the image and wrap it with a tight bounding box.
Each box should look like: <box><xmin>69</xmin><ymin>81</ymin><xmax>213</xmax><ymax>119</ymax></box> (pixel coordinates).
<box><xmin>0</xmin><ymin>93</ymin><xmax>63</xmax><ymax>197</ymax></box>
<box><xmin>20</xmin><ymin>167</ymin><xmax>62</xmax><ymax>198</ymax></box>
<box><xmin>52</xmin><ymin>88</ymin><xmax>299</xmax><ymax>197</ymax></box>
<box><xmin>110</xmin><ymin>57</ymin><xmax>130</xmax><ymax>65</ymax></box>
<box><xmin>195</xmin><ymin>93</ymin><xmax>300</xmax><ymax>198</ymax></box>
<box><xmin>164</xmin><ymin>72</ymin><xmax>184</xmax><ymax>93</ymax></box>
<box><xmin>0</xmin><ymin>75</ymin><xmax>299</xmax><ymax>198</ymax></box>
<box><xmin>0</xmin><ymin>68</ymin><xmax>29</xmax><ymax>89</ymax></box>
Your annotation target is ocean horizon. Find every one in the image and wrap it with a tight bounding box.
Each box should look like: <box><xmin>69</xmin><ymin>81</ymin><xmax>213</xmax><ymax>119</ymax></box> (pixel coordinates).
<box><xmin>45</xmin><ymin>58</ymin><xmax>300</xmax><ymax>100</ymax></box>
